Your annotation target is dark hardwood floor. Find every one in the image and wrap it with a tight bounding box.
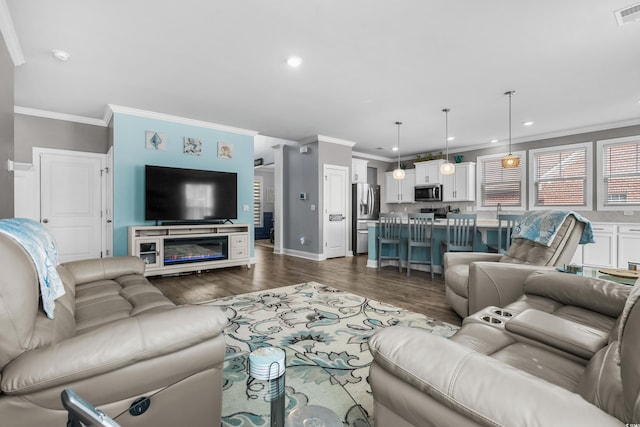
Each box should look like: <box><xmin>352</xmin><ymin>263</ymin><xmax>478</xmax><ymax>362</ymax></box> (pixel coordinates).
<box><xmin>150</xmin><ymin>240</ymin><xmax>462</xmax><ymax>326</ymax></box>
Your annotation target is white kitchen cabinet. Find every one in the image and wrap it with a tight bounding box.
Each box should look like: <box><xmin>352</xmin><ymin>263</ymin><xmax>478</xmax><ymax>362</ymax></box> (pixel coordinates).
<box><xmin>582</xmin><ymin>223</ymin><xmax>616</xmax><ymax>268</ymax></box>
<box><xmin>385</xmin><ymin>169</ymin><xmax>415</xmax><ymax>203</ymax></box>
<box><xmin>442</xmin><ymin>162</ymin><xmax>476</xmax><ymax>202</ymax></box>
<box><xmin>414</xmin><ymin>160</ymin><xmax>444</xmax><ymax>185</ymax></box>
<box><xmin>617</xmin><ymin>225</ymin><xmax>640</xmax><ymax>269</ymax></box>
<box><xmin>352</xmin><ymin>159</ymin><xmax>369</xmax><ymax>183</ymax></box>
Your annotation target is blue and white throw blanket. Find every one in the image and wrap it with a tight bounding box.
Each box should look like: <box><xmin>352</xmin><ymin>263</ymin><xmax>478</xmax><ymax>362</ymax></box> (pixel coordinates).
<box><xmin>0</xmin><ymin>218</ymin><xmax>65</xmax><ymax>318</ymax></box>
<box><xmin>512</xmin><ymin>210</ymin><xmax>595</xmax><ymax>247</ymax></box>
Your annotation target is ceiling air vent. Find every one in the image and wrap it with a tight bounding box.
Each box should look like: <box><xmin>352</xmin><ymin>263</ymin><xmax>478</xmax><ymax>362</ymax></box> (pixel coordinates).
<box><xmin>615</xmin><ymin>3</ymin><xmax>640</xmax><ymax>26</ymax></box>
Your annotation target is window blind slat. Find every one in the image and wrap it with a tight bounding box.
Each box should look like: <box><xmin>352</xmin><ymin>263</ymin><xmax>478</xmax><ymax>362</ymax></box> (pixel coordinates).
<box><xmin>533</xmin><ymin>146</ymin><xmax>587</xmax><ymax>207</ymax></box>
<box><xmin>478</xmin><ymin>153</ymin><xmax>524</xmax><ymax>207</ymax></box>
<box><xmin>602</xmin><ymin>141</ymin><xmax>640</xmax><ymax>206</ymax></box>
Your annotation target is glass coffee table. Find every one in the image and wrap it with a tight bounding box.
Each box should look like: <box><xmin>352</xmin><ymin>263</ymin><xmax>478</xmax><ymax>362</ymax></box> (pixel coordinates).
<box><xmin>222</xmin><ymin>346</ymin><xmax>371</xmax><ymax>427</ymax></box>
<box><xmin>558</xmin><ymin>266</ymin><xmax>638</xmax><ymax>285</ymax></box>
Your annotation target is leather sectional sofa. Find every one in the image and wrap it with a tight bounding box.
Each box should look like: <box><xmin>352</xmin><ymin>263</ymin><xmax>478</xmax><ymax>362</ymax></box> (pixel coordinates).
<box><xmin>0</xmin><ymin>232</ymin><xmax>228</xmax><ymax>426</ymax></box>
<box><xmin>369</xmin><ymin>270</ymin><xmax>637</xmax><ymax>426</ymax></box>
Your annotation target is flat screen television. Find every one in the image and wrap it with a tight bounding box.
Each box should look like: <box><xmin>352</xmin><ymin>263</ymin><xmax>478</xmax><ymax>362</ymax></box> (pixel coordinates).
<box><xmin>145</xmin><ymin>165</ymin><xmax>237</xmax><ymax>223</ymax></box>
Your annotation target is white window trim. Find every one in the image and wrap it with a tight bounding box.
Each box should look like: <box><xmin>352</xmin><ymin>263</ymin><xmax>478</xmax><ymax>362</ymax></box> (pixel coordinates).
<box><xmin>597</xmin><ymin>135</ymin><xmax>640</xmax><ymax>212</ymax></box>
<box><xmin>253</xmin><ymin>176</ymin><xmax>264</xmax><ymax>227</ymax></box>
<box><xmin>475</xmin><ymin>150</ymin><xmax>527</xmax><ymax>211</ymax></box>
<box><xmin>528</xmin><ymin>141</ymin><xmax>593</xmax><ymax>211</ymax></box>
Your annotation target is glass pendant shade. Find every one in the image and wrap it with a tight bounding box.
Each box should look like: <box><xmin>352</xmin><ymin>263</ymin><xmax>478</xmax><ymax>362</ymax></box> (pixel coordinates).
<box><xmin>440</xmin><ymin>161</ymin><xmax>455</xmax><ymax>175</ymax></box>
<box><xmin>393</xmin><ymin>121</ymin><xmax>405</xmax><ymax>180</ymax></box>
<box><xmin>440</xmin><ymin>108</ymin><xmax>455</xmax><ymax>175</ymax></box>
<box><xmin>392</xmin><ymin>168</ymin><xmax>406</xmax><ymax>180</ymax></box>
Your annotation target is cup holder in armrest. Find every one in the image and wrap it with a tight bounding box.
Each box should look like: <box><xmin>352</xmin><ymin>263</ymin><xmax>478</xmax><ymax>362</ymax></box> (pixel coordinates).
<box><xmin>481</xmin><ymin>315</ymin><xmax>503</xmax><ymax>325</ymax></box>
<box><xmin>492</xmin><ymin>309</ymin><xmax>513</xmax><ymax>317</ymax></box>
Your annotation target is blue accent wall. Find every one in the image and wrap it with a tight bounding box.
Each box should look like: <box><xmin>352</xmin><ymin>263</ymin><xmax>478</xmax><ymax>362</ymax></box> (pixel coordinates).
<box><xmin>112</xmin><ymin>112</ymin><xmax>254</xmax><ymax>256</ymax></box>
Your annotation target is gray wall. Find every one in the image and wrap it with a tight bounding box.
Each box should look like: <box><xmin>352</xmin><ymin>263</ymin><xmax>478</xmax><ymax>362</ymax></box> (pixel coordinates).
<box><xmin>0</xmin><ymin>34</ymin><xmax>14</xmax><ymax>219</ymax></box>
<box><xmin>283</xmin><ymin>142</ymin><xmax>320</xmax><ymax>253</ymax></box>
<box><xmin>382</xmin><ymin>124</ymin><xmax>640</xmax><ymax>223</ymax></box>
<box><xmin>14</xmin><ymin>114</ymin><xmax>109</xmax><ymax>162</ymax></box>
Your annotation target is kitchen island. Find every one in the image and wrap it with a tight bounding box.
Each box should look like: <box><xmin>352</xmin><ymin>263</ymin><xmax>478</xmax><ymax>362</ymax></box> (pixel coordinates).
<box><xmin>366</xmin><ymin>218</ymin><xmax>502</xmax><ymax>275</ymax></box>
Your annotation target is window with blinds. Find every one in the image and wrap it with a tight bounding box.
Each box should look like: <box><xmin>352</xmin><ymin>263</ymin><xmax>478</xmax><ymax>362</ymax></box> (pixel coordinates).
<box><xmin>530</xmin><ymin>142</ymin><xmax>592</xmax><ymax>209</ymax></box>
<box><xmin>476</xmin><ymin>151</ymin><xmax>526</xmax><ymax>209</ymax></box>
<box><xmin>253</xmin><ymin>177</ymin><xmax>263</xmax><ymax>227</ymax></box>
<box><xmin>601</xmin><ymin>139</ymin><xmax>640</xmax><ymax>207</ymax></box>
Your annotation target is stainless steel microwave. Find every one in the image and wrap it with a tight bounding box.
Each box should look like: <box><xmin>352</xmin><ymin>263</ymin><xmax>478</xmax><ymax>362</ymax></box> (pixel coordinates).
<box><xmin>415</xmin><ymin>184</ymin><xmax>442</xmax><ymax>202</ymax></box>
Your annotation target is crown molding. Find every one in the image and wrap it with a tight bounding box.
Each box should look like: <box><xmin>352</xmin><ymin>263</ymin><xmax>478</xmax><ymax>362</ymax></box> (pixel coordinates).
<box><xmin>449</xmin><ymin>117</ymin><xmax>640</xmax><ymax>154</ymax></box>
<box><xmin>14</xmin><ymin>106</ymin><xmax>107</xmax><ymax>126</ymax></box>
<box><xmin>299</xmin><ymin>135</ymin><xmax>357</xmax><ymax>147</ymax></box>
<box><xmin>0</xmin><ymin>0</ymin><xmax>25</xmax><ymax>66</ymax></box>
<box><xmin>107</xmin><ymin>104</ymin><xmax>258</xmax><ymax>136</ymax></box>
<box><xmin>351</xmin><ymin>150</ymin><xmax>394</xmax><ymax>162</ymax></box>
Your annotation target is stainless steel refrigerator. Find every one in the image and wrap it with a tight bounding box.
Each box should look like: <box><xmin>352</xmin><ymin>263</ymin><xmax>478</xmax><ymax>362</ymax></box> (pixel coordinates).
<box><xmin>352</xmin><ymin>183</ymin><xmax>380</xmax><ymax>254</ymax></box>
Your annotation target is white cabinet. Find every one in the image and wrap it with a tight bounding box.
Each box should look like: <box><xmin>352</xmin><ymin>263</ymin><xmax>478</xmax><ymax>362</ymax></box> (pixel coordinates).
<box><xmin>582</xmin><ymin>223</ymin><xmax>616</xmax><ymax>268</ymax></box>
<box><xmin>414</xmin><ymin>160</ymin><xmax>444</xmax><ymax>185</ymax></box>
<box><xmin>385</xmin><ymin>169</ymin><xmax>415</xmax><ymax>203</ymax></box>
<box><xmin>352</xmin><ymin>159</ymin><xmax>369</xmax><ymax>183</ymax></box>
<box><xmin>442</xmin><ymin>162</ymin><xmax>476</xmax><ymax>202</ymax></box>
<box><xmin>618</xmin><ymin>225</ymin><xmax>640</xmax><ymax>268</ymax></box>
<box><xmin>135</xmin><ymin>238</ymin><xmax>162</xmax><ymax>268</ymax></box>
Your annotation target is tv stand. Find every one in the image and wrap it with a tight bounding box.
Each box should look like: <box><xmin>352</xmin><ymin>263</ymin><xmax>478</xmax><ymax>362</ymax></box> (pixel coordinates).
<box><xmin>128</xmin><ymin>223</ymin><xmax>250</xmax><ymax>276</ymax></box>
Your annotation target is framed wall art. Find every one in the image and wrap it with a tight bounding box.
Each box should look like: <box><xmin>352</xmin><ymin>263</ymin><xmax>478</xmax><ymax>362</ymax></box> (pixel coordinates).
<box><xmin>145</xmin><ymin>131</ymin><xmax>167</xmax><ymax>151</ymax></box>
<box><xmin>183</xmin><ymin>137</ymin><xmax>202</xmax><ymax>156</ymax></box>
<box><xmin>218</xmin><ymin>142</ymin><xmax>233</xmax><ymax>159</ymax></box>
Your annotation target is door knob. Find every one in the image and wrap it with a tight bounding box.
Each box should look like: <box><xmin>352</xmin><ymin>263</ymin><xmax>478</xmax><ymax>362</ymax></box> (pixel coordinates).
<box><xmin>42</xmin><ymin>219</ymin><xmax>49</xmax><ymax>223</ymax></box>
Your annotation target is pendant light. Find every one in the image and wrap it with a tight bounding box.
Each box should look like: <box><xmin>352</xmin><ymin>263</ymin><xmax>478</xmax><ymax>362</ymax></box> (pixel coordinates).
<box><xmin>501</xmin><ymin>90</ymin><xmax>520</xmax><ymax>168</ymax></box>
<box><xmin>392</xmin><ymin>121</ymin><xmax>405</xmax><ymax>180</ymax></box>
<box><xmin>439</xmin><ymin>108</ymin><xmax>455</xmax><ymax>175</ymax></box>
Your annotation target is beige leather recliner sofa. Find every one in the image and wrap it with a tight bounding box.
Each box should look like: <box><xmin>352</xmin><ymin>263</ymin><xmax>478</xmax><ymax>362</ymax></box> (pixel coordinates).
<box><xmin>444</xmin><ymin>212</ymin><xmax>584</xmax><ymax>318</ymax></box>
<box><xmin>369</xmin><ymin>270</ymin><xmax>637</xmax><ymax>426</ymax></box>
<box><xmin>0</xmin><ymin>232</ymin><xmax>228</xmax><ymax>426</ymax></box>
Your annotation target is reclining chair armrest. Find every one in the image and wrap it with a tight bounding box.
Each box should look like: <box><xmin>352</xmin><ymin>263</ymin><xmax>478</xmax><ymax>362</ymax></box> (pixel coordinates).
<box><xmin>468</xmin><ymin>262</ymin><xmax>555</xmax><ymax>315</ymax></box>
<box><xmin>2</xmin><ymin>305</ymin><xmax>227</xmax><ymax>395</ymax></box>
<box><xmin>522</xmin><ymin>271</ymin><xmax>631</xmax><ymax>318</ymax></box>
<box><xmin>369</xmin><ymin>327</ymin><xmax>622</xmax><ymax>427</ymax></box>
<box><xmin>61</xmin><ymin>256</ymin><xmax>146</xmax><ymax>285</ymax></box>
<box><xmin>444</xmin><ymin>252</ymin><xmax>502</xmax><ymax>270</ymax></box>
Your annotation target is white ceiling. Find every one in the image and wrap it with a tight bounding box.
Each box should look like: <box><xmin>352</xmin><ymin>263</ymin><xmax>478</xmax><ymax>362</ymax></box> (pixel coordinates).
<box><xmin>5</xmin><ymin>0</ymin><xmax>640</xmax><ymax>160</ymax></box>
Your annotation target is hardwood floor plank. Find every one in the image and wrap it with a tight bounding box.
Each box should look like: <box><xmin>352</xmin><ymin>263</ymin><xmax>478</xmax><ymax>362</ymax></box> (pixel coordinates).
<box><xmin>150</xmin><ymin>241</ymin><xmax>462</xmax><ymax>326</ymax></box>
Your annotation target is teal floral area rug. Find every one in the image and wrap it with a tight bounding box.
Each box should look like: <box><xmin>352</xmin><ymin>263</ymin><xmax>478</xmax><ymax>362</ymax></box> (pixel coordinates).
<box><xmin>205</xmin><ymin>282</ymin><xmax>458</xmax><ymax>426</ymax></box>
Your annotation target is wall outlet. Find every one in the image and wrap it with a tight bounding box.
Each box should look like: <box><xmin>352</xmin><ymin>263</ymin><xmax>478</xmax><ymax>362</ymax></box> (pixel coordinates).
<box><xmin>243</xmin><ymin>204</ymin><xmax>250</xmax><ymax>212</ymax></box>
<box><xmin>310</xmin><ymin>204</ymin><xmax>316</xmax><ymax>211</ymax></box>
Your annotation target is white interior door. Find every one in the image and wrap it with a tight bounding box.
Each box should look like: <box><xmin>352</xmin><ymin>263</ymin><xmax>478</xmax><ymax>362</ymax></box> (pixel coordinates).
<box><xmin>39</xmin><ymin>149</ymin><xmax>105</xmax><ymax>262</ymax></box>
<box><xmin>323</xmin><ymin>164</ymin><xmax>349</xmax><ymax>258</ymax></box>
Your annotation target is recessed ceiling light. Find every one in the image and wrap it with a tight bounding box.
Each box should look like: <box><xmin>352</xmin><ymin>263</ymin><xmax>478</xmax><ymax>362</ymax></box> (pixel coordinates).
<box><xmin>52</xmin><ymin>50</ymin><xmax>70</xmax><ymax>61</ymax></box>
<box><xmin>391</xmin><ymin>146</ymin><xmax>399</xmax><ymax>151</ymax></box>
<box><xmin>490</xmin><ymin>139</ymin><xmax>499</xmax><ymax>143</ymax></box>
<box><xmin>522</xmin><ymin>121</ymin><xmax>535</xmax><ymax>126</ymax></box>
<box><xmin>447</xmin><ymin>136</ymin><xmax>455</xmax><ymax>141</ymax></box>
<box><xmin>286</xmin><ymin>56</ymin><xmax>303</xmax><ymax>68</ymax></box>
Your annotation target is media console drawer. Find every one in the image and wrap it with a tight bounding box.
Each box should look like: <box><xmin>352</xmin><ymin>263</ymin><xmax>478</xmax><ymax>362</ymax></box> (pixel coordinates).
<box><xmin>231</xmin><ymin>234</ymin><xmax>248</xmax><ymax>247</ymax></box>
